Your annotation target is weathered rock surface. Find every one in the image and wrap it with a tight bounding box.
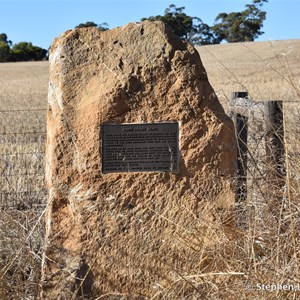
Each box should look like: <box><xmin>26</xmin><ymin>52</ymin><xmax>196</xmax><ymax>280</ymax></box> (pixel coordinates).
<box><xmin>42</xmin><ymin>21</ymin><xmax>237</xmax><ymax>299</ymax></box>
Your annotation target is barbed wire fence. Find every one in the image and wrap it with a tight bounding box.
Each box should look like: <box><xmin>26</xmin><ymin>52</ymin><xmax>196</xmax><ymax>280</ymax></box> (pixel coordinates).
<box><xmin>0</xmin><ymin>108</ymin><xmax>47</xmax><ymax>209</ymax></box>
<box><xmin>0</xmin><ymin>108</ymin><xmax>47</xmax><ymax>298</ymax></box>
<box><xmin>230</xmin><ymin>93</ymin><xmax>300</xmax><ymax>235</ymax></box>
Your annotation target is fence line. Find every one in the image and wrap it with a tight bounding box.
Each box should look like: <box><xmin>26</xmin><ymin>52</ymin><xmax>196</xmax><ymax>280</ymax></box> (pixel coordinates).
<box><xmin>0</xmin><ymin>173</ymin><xmax>44</xmax><ymax>177</ymax></box>
<box><xmin>0</xmin><ymin>131</ymin><xmax>46</xmax><ymax>135</ymax></box>
<box><xmin>0</xmin><ymin>152</ymin><xmax>44</xmax><ymax>156</ymax></box>
<box><xmin>1</xmin><ymin>104</ymin><xmax>298</xmax><ymax>211</ymax></box>
<box><xmin>0</xmin><ymin>108</ymin><xmax>47</xmax><ymax>113</ymax></box>
<box><xmin>230</xmin><ymin>92</ymin><xmax>286</xmax><ymax>204</ymax></box>
<box><xmin>0</xmin><ymin>190</ymin><xmax>46</xmax><ymax>210</ymax></box>
<box><xmin>0</xmin><ymin>108</ymin><xmax>47</xmax><ymax>210</ymax></box>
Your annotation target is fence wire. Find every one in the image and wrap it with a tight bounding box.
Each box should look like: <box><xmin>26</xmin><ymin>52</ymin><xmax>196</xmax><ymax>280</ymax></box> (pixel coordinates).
<box><xmin>0</xmin><ymin>109</ymin><xmax>47</xmax><ymax>210</ymax></box>
<box><xmin>230</xmin><ymin>97</ymin><xmax>300</xmax><ymax>233</ymax></box>
<box><xmin>0</xmin><ymin>107</ymin><xmax>47</xmax><ymax>299</ymax></box>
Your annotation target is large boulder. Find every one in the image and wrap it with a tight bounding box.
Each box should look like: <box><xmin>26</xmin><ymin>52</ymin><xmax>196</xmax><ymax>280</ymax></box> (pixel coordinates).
<box><xmin>42</xmin><ymin>21</ymin><xmax>237</xmax><ymax>299</ymax></box>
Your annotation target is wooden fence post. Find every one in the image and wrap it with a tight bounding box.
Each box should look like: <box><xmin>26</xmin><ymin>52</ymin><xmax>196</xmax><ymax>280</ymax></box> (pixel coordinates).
<box><xmin>264</xmin><ymin>101</ymin><xmax>286</xmax><ymax>200</ymax></box>
<box><xmin>230</xmin><ymin>92</ymin><xmax>248</xmax><ymax>202</ymax></box>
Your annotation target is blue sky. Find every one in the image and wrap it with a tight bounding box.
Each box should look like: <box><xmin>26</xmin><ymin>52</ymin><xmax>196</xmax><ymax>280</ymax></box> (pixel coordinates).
<box><xmin>1</xmin><ymin>0</ymin><xmax>299</xmax><ymax>49</ymax></box>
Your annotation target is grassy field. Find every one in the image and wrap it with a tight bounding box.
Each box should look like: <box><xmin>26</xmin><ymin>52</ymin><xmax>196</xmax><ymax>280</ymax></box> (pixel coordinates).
<box><xmin>0</xmin><ymin>40</ymin><xmax>300</xmax><ymax>299</ymax></box>
<box><xmin>0</xmin><ymin>61</ymin><xmax>48</xmax><ymax>299</ymax></box>
<box><xmin>197</xmin><ymin>39</ymin><xmax>300</xmax><ymax>105</ymax></box>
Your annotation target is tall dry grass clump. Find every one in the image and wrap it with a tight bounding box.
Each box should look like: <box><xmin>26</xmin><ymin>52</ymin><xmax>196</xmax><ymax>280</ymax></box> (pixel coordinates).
<box><xmin>147</xmin><ymin>101</ymin><xmax>300</xmax><ymax>300</ymax></box>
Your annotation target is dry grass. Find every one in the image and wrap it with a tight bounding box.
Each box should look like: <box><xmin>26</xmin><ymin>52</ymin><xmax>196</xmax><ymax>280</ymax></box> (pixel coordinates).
<box><xmin>0</xmin><ymin>40</ymin><xmax>300</xmax><ymax>299</ymax></box>
<box><xmin>0</xmin><ymin>61</ymin><xmax>47</xmax><ymax>299</ymax></box>
<box><xmin>0</xmin><ymin>61</ymin><xmax>48</xmax><ymax>110</ymax></box>
<box><xmin>197</xmin><ymin>39</ymin><xmax>300</xmax><ymax>110</ymax></box>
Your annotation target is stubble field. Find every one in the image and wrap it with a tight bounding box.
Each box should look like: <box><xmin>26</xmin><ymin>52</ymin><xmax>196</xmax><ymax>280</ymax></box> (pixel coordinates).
<box><xmin>0</xmin><ymin>40</ymin><xmax>300</xmax><ymax>299</ymax></box>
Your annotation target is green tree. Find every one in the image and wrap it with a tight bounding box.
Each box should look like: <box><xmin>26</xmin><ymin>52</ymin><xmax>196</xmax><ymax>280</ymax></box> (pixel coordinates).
<box><xmin>0</xmin><ymin>41</ymin><xmax>10</xmax><ymax>62</ymax></box>
<box><xmin>142</xmin><ymin>4</ymin><xmax>193</xmax><ymax>39</ymax></box>
<box><xmin>0</xmin><ymin>33</ymin><xmax>12</xmax><ymax>62</ymax></box>
<box><xmin>141</xmin><ymin>1</ymin><xmax>268</xmax><ymax>45</ymax></box>
<box><xmin>0</xmin><ymin>33</ymin><xmax>12</xmax><ymax>46</ymax></box>
<box><xmin>11</xmin><ymin>42</ymin><xmax>47</xmax><ymax>61</ymax></box>
<box><xmin>76</xmin><ymin>21</ymin><xmax>98</xmax><ymax>28</ymax></box>
<box><xmin>187</xmin><ymin>18</ymin><xmax>220</xmax><ymax>45</ymax></box>
<box><xmin>0</xmin><ymin>33</ymin><xmax>47</xmax><ymax>62</ymax></box>
<box><xmin>76</xmin><ymin>21</ymin><xmax>109</xmax><ymax>31</ymax></box>
<box><xmin>213</xmin><ymin>0</ymin><xmax>268</xmax><ymax>43</ymax></box>
<box><xmin>141</xmin><ymin>4</ymin><xmax>215</xmax><ymax>45</ymax></box>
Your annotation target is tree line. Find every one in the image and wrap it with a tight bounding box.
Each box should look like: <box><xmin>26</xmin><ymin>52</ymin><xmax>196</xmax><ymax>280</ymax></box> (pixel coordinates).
<box><xmin>0</xmin><ymin>33</ymin><xmax>47</xmax><ymax>62</ymax></box>
<box><xmin>0</xmin><ymin>0</ymin><xmax>268</xmax><ymax>62</ymax></box>
<box><xmin>77</xmin><ymin>0</ymin><xmax>268</xmax><ymax>45</ymax></box>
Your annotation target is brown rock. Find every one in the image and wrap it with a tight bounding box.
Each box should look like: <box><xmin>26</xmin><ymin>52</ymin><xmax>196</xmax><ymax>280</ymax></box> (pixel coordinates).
<box><xmin>42</xmin><ymin>21</ymin><xmax>237</xmax><ymax>299</ymax></box>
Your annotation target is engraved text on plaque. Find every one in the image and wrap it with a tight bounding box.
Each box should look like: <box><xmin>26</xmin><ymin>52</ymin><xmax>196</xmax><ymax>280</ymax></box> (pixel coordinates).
<box><xmin>101</xmin><ymin>122</ymin><xmax>179</xmax><ymax>173</ymax></box>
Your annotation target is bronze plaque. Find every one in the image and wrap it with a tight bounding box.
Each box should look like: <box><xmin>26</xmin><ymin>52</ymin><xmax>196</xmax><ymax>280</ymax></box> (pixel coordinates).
<box><xmin>101</xmin><ymin>122</ymin><xmax>179</xmax><ymax>173</ymax></box>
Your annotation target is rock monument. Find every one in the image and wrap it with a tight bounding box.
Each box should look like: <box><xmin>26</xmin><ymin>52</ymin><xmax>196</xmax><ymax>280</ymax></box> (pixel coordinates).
<box><xmin>42</xmin><ymin>21</ymin><xmax>237</xmax><ymax>299</ymax></box>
